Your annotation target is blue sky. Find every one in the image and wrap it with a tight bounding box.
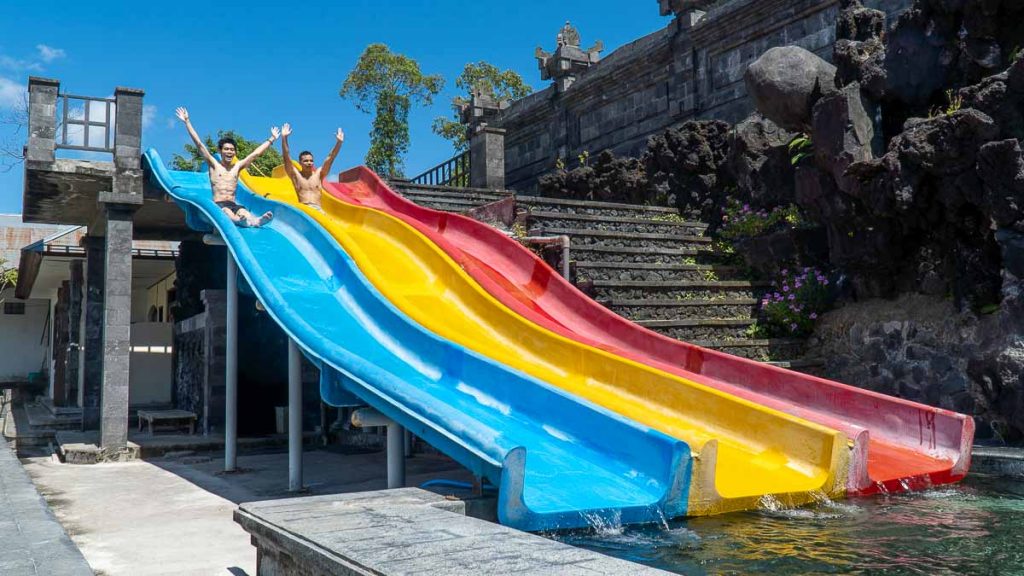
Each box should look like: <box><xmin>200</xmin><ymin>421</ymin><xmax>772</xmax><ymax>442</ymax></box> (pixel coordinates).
<box><xmin>0</xmin><ymin>0</ymin><xmax>666</xmax><ymax>214</ymax></box>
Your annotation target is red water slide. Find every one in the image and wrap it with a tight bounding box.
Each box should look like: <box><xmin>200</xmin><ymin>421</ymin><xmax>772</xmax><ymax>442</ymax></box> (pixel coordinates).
<box><xmin>328</xmin><ymin>168</ymin><xmax>974</xmax><ymax>495</ymax></box>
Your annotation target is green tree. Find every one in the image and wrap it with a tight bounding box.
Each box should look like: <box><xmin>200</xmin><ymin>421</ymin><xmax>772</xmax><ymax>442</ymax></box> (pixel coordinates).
<box><xmin>340</xmin><ymin>44</ymin><xmax>443</xmax><ymax>177</ymax></box>
<box><xmin>170</xmin><ymin>130</ymin><xmax>283</xmax><ymax>177</ymax></box>
<box><xmin>0</xmin><ymin>257</ymin><xmax>18</xmax><ymax>303</ymax></box>
<box><xmin>432</xmin><ymin>62</ymin><xmax>532</xmax><ymax>152</ymax></box>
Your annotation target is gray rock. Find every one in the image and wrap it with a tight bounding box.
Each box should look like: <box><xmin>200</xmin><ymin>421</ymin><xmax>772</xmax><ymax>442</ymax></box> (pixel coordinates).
<box><xmin>726</xmin><ymin>113</ymin><xmax>796</xmax><ymax>206</ymax></box>
<box><xmin>745</xmin><ymin>46</ymin><xmax>837</xmax><ymax>132</ymax></box>
<box><xmin>811</xmin><ymin>82</ymin><xmax>880</xmax><ymax>193</ymax></box>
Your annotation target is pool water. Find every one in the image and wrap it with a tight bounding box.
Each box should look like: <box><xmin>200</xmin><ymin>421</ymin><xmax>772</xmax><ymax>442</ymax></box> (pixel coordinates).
<box><xmin>551</xmin><ymin>474</ymin><xmax>1024</xmax><ymax>575</ymax></box>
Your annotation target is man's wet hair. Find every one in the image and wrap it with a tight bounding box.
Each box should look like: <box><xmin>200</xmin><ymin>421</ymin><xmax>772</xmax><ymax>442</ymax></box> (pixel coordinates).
<box><xmin>218</xmin><ymin>137</ymin><xmax>238</xmax><ymax>150</ymax></box>
<box><xmin>299</xmin><ymin>151</ymin><xmax>314</xmax><ymax>160</ymax></box>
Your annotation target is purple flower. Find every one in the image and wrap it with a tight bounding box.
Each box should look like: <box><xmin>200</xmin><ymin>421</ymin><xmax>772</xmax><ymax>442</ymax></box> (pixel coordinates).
<box><xmin>743</xmin><ymin>204</ymin><xmax>750</xmax><ymax>212</ymax></box>
<box><xmin>794</xmin><ymin>280</ymin><xmax>803</xmax><ymax>289</ymax></box>
<box><xmin>823</xmin><ymin>279</ymin><xmax>830</xmax><ymax>286</ymax></box>
<box><xmin>788</xmin><ymin>294</ymin><xmax>796</xmax><ymax>301</ymax></box>
<box><xmin>782</xmin><ymin>285</ymin><xmax>790</xmax><ymax>292</ymax></box>
<box><xmin>790</xmin><ymin>323</ymin><xmax>798</xmax><ymax>331</ymax></box>
<box><xmin>810</xmin><ymin>312</ymin><xmax>818</xmax><ymax>319</ymax></box>
<box><xmin>781</xmin><ymin>269</ymin><xmax>789</xmax><ymax>276</ymax></box>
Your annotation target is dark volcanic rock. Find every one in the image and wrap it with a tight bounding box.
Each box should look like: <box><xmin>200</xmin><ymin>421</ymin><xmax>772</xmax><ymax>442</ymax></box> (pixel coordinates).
<box><xmin>812</xmin><ymin>82</ymin><xmax>881</xmax><ymax>192</ymax></box>
<box><xmin>726</xmin><ymin>113</ymin><xmax>796</xmax><ymax>207</ymax></box>
<box><xmin>644</xmin><ymin>120</ymin><xmax>732</xmax><ymax>227</ymax></box>
<box><xmin>745</xmin><ymin>46</ymin><xmax>838</xmax><ymax>132</ymax></box>
<box><xmin>977</xmin><ymin>139</ymin><xmax>1024</xmax><ymax>231</ymax></box>
<box><xmin>538</xmin><ymin>150</ymin><xmax>650</xmax><ymax>205</ymax></box>
<box><xmin>834</xmin><ymin>0</ymin><xmax>888</xmax><ymax>98</ymax></box>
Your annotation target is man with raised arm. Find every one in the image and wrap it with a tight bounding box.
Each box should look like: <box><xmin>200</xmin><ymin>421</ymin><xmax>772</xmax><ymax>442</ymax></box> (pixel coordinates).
<box><xmin>175</xmin><ymin>107</ymin><xmax>279</xmax><ymax>227</ymax></box>
<box><xmin>279</xmin><ymin>123</ymin><xmax>345</xmax><ymax>211</ymax></box>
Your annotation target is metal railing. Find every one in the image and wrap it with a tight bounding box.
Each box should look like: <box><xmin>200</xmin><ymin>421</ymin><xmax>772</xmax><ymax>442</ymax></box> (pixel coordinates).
<box><xmin>57</xmin><ymin>93</ymin><xmax>116</xmax><ymax>153</ymax></box>
<box><xmin>409</xmin><ymin>151</ymin><xmax>471</xmax><ymax>187</ymax></box>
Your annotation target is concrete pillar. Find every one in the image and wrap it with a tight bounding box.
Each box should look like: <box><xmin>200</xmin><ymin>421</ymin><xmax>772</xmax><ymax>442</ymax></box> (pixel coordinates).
<box><xmin>225</xmin><ymin>255</ymin><xmax>238</xmax><ymax>472</ymax></box>
<box><xmin>64</xmin><ymin>260</ymin><xmax>83</xmax><ymax>407</ymax></box>
<box><xmin>288</xmin><ymin>339</ymin><xmax>302</xmax><ymax>492</ymax></box>
<box><xmin>99</xmin><ymin>206</ymin><xmax>134</xmax><ymax>451</ymax></box>
<box><xmin>26</xmin><ymin>77</ymin><xmax>58</xmax><ymax>164</ymax></box>
<box><xmin>470</xmin><ymin>126</ymin><xmax>506</xmax><ymax>190</ymax></box>
<box><xmin>82</xmin><ymin>236</ymin><xmax>105</xmax><ymax>430</ymax></box>
<box><xmin>112</xmin><ymin>87</ymin><xmax>144</xmax><ymax>200</ymax></box>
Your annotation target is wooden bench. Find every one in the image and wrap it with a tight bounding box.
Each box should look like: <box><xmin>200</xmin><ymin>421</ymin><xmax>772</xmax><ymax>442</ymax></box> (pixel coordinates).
<box><xmin>136</xmin><ymin>410</ymin><xmax>197</xmax><ymax>435</ymax></box>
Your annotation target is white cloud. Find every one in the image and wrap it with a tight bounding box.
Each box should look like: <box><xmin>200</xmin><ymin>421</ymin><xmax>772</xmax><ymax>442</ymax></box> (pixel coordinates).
<box><xmin>0</xmin><ymin>76</ymin><xmax>26</xmax><ymax>109</ymax></box>
<box><xmin>0</xmin><ymin>55</ymin><xmax>41</xmax><ymax>72</ymax></box>
<box><xmin>142</xmin><ymin>104</ymin><xmax>157</xmax><ymax>129</ymax></box>
<box><xmin>36</xmin><ymin>44</ymin><xmax>65</xmax><ymax>63</ymax></box>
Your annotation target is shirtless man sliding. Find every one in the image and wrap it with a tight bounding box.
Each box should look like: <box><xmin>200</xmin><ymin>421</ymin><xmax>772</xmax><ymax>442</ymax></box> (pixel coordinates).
<box><xmin>175</xmin><ymin>107</ymin><xmax>278</xmax><ymax>227</ymax></box>
<box><xmin>279</xmin><ymin>123</ymin><xmax>344</xmax><ymax>210</ymax></box>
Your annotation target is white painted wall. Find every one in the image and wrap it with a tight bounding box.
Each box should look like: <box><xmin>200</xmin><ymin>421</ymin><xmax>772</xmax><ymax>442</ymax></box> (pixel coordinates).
<box><xmin>0</xmin><ymin>292</ymin><xmax>50</xmax><ymax>381</ymax></box>
<box><xmin>129</xmin><ymin>322</ymin><xmax>173</xmax><ymax>406</ymax></box>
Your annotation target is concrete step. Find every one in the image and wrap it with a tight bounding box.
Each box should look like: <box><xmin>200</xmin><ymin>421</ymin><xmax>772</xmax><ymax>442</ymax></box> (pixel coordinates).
<box><xmin>533</xmin><ymin>227</ymin><xmax>713</xmax><ymax>251</ymax></box>
<box><xmin>25</xmin><ymin>401</ymin><xmax>82</xmax><ymax>431</ymax></box>
<box><xmin>569</xmin><ymin>244</ymin><xmax>724</xmax><ymax>265</ymax></box>
<box><xmin>599</xmin><ymin>298</ymin><xmax>759</xmax><ymax>321</ymax></box>
<box><xmin>695</xmin><ymin>338</ymin><xmax>807</xmax><ymax>362</ymax></box>
<box><xmin>589</xmin><ymin>279</ymin><xmax>769</xmax><ymax>301</ymax></box>
<box><xmin>577</xmin><ymin>261</ymin><xmax>745</xmax><ymax>283</ymax></box>
<box><xmin>525</xmin><ymin>210</ymin><xmax>706</xmax><ymax>236</ymax></box>
<box><xmin>517</xmin><ymin>195</ymin><xmax>682</xmax><ymax>219</ymax></box>
<box><xmin>638</xmin><ymin>318</ymin><xmax>755</xmax><ymax>341</ymax></box>
<box><xmin>394</xmin><ymin>195</ymin><xmax>489</xmax><ymax>212</ymax></box>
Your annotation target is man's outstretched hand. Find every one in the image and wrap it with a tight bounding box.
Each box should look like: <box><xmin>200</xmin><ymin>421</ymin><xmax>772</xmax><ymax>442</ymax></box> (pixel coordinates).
<box><xmin>336</xmin><ymin>128</ymin><xmax>345</xmax><ymax>143</ymax></box>
<box><xmin>175</xmin><ymin>107</ymin><xmax>189</xmax><ymax>123</ymax></box>
<box><xmin>270</xmin><ymin>126</ymin><xmax>281</xmax><ymax>141</ymax></box>
<box><xmin>281</xmin><ymin>123</ymin><xmax>292</xmax><ymax>138</ymax></box>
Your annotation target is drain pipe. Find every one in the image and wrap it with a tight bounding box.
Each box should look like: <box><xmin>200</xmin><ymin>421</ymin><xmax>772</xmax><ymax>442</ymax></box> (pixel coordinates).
<box><xmin>521</xmin><ymin>235</ymin><xmax>571</xmax><ymax>280</ymax></box>
<box><xmin>351</xmin><ymin>408</ymin><xmax>405</xmax><ymax>489</ymax></box>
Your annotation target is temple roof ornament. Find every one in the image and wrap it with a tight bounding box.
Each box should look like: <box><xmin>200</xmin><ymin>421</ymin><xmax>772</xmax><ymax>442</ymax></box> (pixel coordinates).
<box><xmin>457</xmin><ymin>88</ymin><xmax>508</xmax><ymax>132</ymax></box>
<box><xmin>535</xmin><ymin>21</ymin><xmax>604</xmax><ymax>93</ymax></box>
<box><xmin>658</xmin><ymin>0</ymin><xmax>712</xmax><ymax>29</ymax></box>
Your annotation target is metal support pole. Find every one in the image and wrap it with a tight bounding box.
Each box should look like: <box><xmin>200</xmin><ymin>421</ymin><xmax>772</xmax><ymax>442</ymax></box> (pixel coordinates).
<box><xmin>225</xmin><ymin>253</ymin><xmax>238</xmax><ymax>472</ymax></box>
<box><xmin>387</xmin><ymin>423</ymin><xmax>406</xmax><ymax>489</ymax></box>
<box><xmin>351</xmin><ymin>408</ymin><xmax>406</xmax><ymax>489</ymax></box>
<box><xmin>288</xmin><ymin>338</ymin><xmax>303</xmax><ymax>492</ymax></box>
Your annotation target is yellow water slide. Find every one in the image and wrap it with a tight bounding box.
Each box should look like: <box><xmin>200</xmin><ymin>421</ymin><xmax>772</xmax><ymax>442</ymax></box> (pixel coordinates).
<box><xmin>242</xmin><ymin>168</ymin><xmax>849</xmax><ymax>515</ymax></box>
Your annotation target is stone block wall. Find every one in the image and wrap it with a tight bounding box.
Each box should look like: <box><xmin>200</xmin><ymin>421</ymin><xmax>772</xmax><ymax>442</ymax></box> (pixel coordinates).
<box><xmin>498</xmin><ymin>0</ymin><xmax>912</xmax><ymax>192</ymax></box>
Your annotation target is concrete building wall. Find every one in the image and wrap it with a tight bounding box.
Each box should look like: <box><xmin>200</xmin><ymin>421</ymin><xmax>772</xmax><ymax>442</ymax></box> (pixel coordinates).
<box><xmin>145</xmin><ymin>272</ymin><xmax>176</xmax><ymax>324</ymax></box>
<box><xmin>130</xmin><ymin>322</ymin><xmax>173</xmax><ymax>406</ymax></box>
<box><xmin>0</xmin><ymin>291</ymin><xmax>50</xmax><ymax>381</ymax></box>
<box><xmin>497</xmin><ymin>0</ymin><xmax>913</xmax><ymax>192</ymax></box>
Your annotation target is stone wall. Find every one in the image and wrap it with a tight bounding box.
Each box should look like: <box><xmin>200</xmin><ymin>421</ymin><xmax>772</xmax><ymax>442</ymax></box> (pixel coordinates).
<box><xmin>497</xmin><ymin>0</ymin><xmax>912</xmax><ymax>192</ymax></box>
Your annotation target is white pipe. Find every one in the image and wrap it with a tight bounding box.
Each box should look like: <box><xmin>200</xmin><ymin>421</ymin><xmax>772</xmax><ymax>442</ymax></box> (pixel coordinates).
<box><xmin>521</xmin><ymin>235</ymin><xmax>571</xmax><ymax>279</ymax></box>
<box><xmin>225</xmin><ymin>252</ymin><xmax>238</xmax><ymax>472</ymax></box>
<box><xmin>288</xmin><ymin>339</ymin><xmax>303</xmax><ymax>492</ymax></box>
<box><xmin>351</xmin><ymin>408</ymin><xmax>405</xmax><ymax>489</ymax></box>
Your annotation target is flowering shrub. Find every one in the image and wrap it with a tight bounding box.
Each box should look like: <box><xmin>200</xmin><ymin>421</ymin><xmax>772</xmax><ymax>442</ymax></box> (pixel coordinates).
<box><xmin>719</xmin><ymin>199</ymin><xmax>804</xmax><ymax>241</ymax></box>
<box><xmin>758</xmin><ymin>267</ymin><xmax>832</xmax><ymax>337</ymax></box>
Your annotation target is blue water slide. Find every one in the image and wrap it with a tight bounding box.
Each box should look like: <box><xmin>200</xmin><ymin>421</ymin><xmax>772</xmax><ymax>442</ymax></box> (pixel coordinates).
<box><xmin>143</xmin><ymin>149</ymin><xmax>692</xmax><ymax>531</ymax></box>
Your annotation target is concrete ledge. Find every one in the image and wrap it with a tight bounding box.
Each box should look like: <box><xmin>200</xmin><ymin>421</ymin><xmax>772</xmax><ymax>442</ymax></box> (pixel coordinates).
<box><xmin>972</xmin><ymin>446</ymin><xmax>1024</xmax><ymax>477</ymax></box>
<box><xmin>0</xmin><ymin>436</ymin><xmax>93</xmax><ymax>575</ymax></box>
<box><xmin>235</xmin><ymin>487</ymin><xmax>668</xmax><ymax>576</ymax></box>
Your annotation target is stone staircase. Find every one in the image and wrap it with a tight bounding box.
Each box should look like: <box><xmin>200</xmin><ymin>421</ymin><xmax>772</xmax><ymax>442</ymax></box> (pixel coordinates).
<box><xmin>391</xmin><ymin>183</ymin><xmax>814</xmax><ymax>367</ymax></box>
